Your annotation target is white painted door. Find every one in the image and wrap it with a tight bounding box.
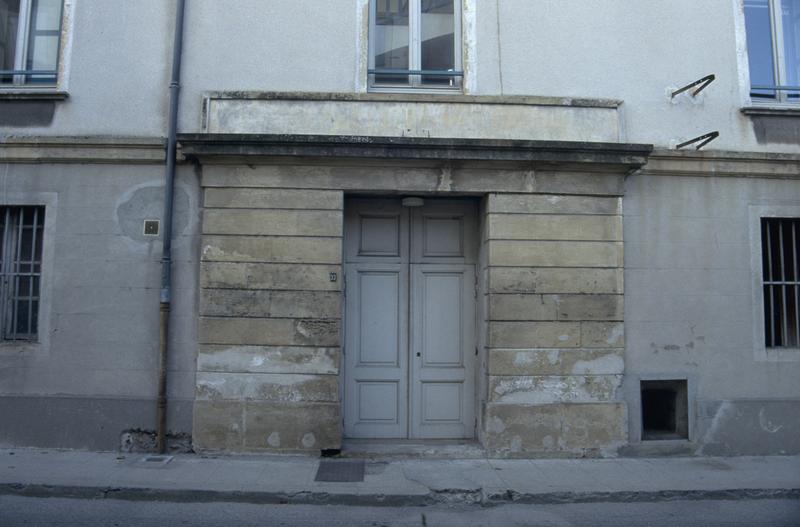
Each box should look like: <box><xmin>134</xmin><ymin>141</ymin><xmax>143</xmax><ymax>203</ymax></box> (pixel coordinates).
<box><xmin>344</xmin><ymin>198</ymin><xmax>476</xmax><ymax>439</ymax></box>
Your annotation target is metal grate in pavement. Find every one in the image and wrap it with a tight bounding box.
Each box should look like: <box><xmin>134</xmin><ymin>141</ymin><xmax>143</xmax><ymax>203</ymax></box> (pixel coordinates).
<box><xmin>314</xmin><ymin>460</ymin><xmax>365</xmax><ymax>482</ymax></box>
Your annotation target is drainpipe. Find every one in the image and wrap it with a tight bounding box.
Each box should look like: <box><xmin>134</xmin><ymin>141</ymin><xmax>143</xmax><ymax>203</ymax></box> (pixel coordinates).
<box><xmin>157</xmin><ymin>0</ymin><xmax>187</xmax><ymax>455</ymax></box>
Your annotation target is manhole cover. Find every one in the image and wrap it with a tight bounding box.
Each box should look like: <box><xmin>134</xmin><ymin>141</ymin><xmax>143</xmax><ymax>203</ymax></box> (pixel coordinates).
<box><xmin>314</xmin><ymin>460</ymin><xmax>365</xmax><ymax>482</ymax></box>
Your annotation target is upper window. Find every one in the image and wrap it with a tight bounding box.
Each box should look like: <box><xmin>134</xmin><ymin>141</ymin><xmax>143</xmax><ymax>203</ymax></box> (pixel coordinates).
<box><xmin>0</xmin><ymin>0</ymin><xmax>63</xmax><ymax>86</ymax></box>
<box><xmin>760</xmin><ymin>218</ymin><xmax>799</xmax><ymax>349</ymax></box>
<box><xmin>368</xmin><ymin>0</ymin><xmax>462</xmax><ymax>91</ymax></box>
<box><xmin>745</xmin><ymin>0</ymin><xmax>800</xmax><ymax>103</ymax></box>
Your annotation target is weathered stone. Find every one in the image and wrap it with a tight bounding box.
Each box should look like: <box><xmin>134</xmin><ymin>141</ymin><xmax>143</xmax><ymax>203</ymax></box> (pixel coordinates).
<box><xmin>196</xmin><ymin>372</ymin><xmax>339</xmax><ymax>402</ymax></box>
<box><xmin>489</xmin><ymin>294</ymin><xmax>557</xmax><ymax>321</ymax></box>
<box><xmin>197</xmin><ymin>345</ymin><xmax>340</xmax><ymax>375</ymax></box>
<box><xmin>487</xmin><ymin>194</ymin><xmax>621</xmax><ymax>215</ymax></box>
<box><xmin>199</xmin><ymin>317</ymin><xmax>340</xmax><ymax>346</ymax></box>
<box><xmin>204</xmin><ymin>188</ymin><xmax>342</xmax><ymax>210</ymax></box>
<box><xmin>201</xmin><ymin>235</ymin><xmax>341</xmax><ymax>264</ymax></box>
<box><xmin>243</xmin><ymin>401</ymin><xmax>341</xmax><ymax>451</ymax></box>
<box><xmin>489</xmin><ymin>321</ymin><xmax>580</xmax><ymax>348</ymax></box>
<box><xmin>201</xmin><ymin>165</ymin><xmax>627</xmax><ymax>195</ymax></box>
<box><xmin>489</xmin><ymin>267</ymin><xmax>623</xmax><ymax>294</ymax></box>
<box><xmin>546</xmin><ymin>294</ymin><xmax>624</xmax><ymax>321</ymax></box>
<box><xmin>581</xmin><ymin>322</ymin><xmax>625</xmax><ymax>347</ymax></box>
<box><xmin>193</xmin><ymin>401</ymin><xmax>244</xmax><ymax>452</ymax></box>
<box><xmin>484</xmin><ymin>402</ymin><xmax>627</xmax><ymax>456</ymax></box>
<box><xmin>533</xmin><ymin>171</ymin><xmax>625</xmax><ymax>196</ymax></box>
<box><xmin>201</xmin><ymin>262</ymin><xmax>342</xmax><ymax>291</ymax></box>
<box><xmin>487</xmin><ymin>214</ymin><xmax>622</xmax><ymax>241</ymax></box>
<box><xmin>489</xmin><ymin>348</ymin><xmax>624</xmax><ymax>376</ymax></box>
<box><xmin>201</xmin><ymin>289</ymin><xmax>341</xmax><ymax>319</ymax></box>
<box><xmin>203</xmin><ymin>209</ymin><xmax>342</xmax><ymax>237</ymax></box>
<box><xmin>488</xmin><ymin>375</ymin><xmax>622</xmax><ymax>404</ymax></box>
<box><xmin>488</xmin><ymin>241</ymin><xmax>623</xmax><ymax>267</ymax></box>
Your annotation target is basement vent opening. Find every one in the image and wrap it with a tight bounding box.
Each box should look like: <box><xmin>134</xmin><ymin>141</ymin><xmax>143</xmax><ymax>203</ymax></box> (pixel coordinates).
<box><xmin>641</xmin><ymin>380</ymin><xmax>688</xmax><ymax>441</ymax></box>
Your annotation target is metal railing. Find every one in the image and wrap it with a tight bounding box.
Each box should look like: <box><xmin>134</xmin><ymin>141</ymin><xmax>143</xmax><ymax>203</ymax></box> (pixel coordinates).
<box><xmin>368</xmin><ymin>68</ymin><xmax>464</xmax><ymax>78</ymax></box>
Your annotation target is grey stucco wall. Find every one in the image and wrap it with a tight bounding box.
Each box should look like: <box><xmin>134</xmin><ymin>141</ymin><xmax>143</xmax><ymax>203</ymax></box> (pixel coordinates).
<box><xmin>0</xmin><ymin>163</ymin><xmax>200</xmax><ymax>450</ymax></box>
<box><xmin>623</xmin><ymin>172</ymin><xmax>800</xmax><ymax>455</ymax></box>
<box><xmin>1</xmin><ymin>0</ymin><xmax>797</xmax><ymax>154</ymax></box>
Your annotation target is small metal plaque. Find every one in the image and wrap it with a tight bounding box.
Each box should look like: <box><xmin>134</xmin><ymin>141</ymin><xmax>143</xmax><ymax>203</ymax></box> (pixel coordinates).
<box><xmin>314</xmin><ymin>460</ymin><xmax>365</xmax><ymax>482</ymax></box>
<box><xmin>143</xmin><ymin>219</ymin><xmax>160</xmax><ymax>236</ymax></box>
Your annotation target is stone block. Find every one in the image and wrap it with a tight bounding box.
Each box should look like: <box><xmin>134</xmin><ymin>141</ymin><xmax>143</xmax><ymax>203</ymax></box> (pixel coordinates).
<box><xmin>199</xmin><ymin>317</ymin><xmax>340</xmax><ymax>347</ymax></box>
<box><xmin>204</xmin><ymin>188</ymin><xmax>342</xmax><ymax>210</ymax></box>
<box><xmin>203</xmin><ymin>209</ymin><xmax>342</xmax><ymax>237</ymax></box>
<box><xmin>193</xmin><ymin>400</ymin><xmax>244</xmax><ymax>451</ymax></box>
<box><xmin>488</xmin><ymin>375</ymin><xmax>622</xmax><ymax>404</ymax></box>
<box><xmin>532</xmin><ymin>171</ymin><xmax>625</xmax><ymax>196</ymax></box>
<box><xmin>489</xmin><ymin>294</ymin><xmax>557</xmax><ymax>321</ymax></box>
<box><xmin>581</xmin><ymin>322</ymin><xmax>625</xmax><ymax>347</ymax></box>
<box><xmin>487</xmin><ymin>194</ymin><xmax>621</xmax><ymax>215</ymax></box>
<box><xmin>489</xmin><ymin>321</ymin><xmax>580</xmax><ymax>348</ymax></box>
<box><xmin>201</xmin><ymin>262</ymin><xmax>341</xmax><ymax>291</ymax></box>
<box><xmin>197</xmin><ymin>345</ymin><xmax>340</xmax><ymax>375</ymax></box>
<box><xmin>487</xmin><ymin>214</ymin><xmax>622</xmax><ymax>241</ymax></box>
<box><xmin>489</xmin><ymin>348</ymin><xmax>624</xmax><ymax>376</ymax></box>
<box><xmin>201</xmin><ymin>235</ymin><xmax>341</xmax><ymax>264</ymax></box>
<box><xmin>484</xmin><ymin>402</ymin><xmax>627</xmax><ymax>456</ymax></box>
<box><xmin>489</xmin><ymin>267</ymin><xmax>623</xmax><ymax>294</ymax></box>
<box><xmin>488</xmin><ymin>240</ymin><xmax>623</xmax><ymax>267</ymax></box>
<box><xmin>243</xmin><ymin>401</ymin><xmax>341</xmax><ymax>451</ymax></box>
<box><xmin>196</xmin><ymin>372</ymin><xmax>339</xmax><ymax>403</ymax></box>
<box><xmin>201</xmin><ymin>289</ymin><xmax>341</xmax><ymax>319</ymax></box>
<box><xmin>546</xmin><ymin>294</ymin><xmax>623</xmax><ymax>321</ymax></box>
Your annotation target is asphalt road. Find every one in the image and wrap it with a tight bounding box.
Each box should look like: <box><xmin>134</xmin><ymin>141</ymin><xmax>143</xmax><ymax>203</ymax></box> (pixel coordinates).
<box><xmin>2</xmin><ymin>496</ymin><xmax>799</xmax><ymax>527</ymax></box>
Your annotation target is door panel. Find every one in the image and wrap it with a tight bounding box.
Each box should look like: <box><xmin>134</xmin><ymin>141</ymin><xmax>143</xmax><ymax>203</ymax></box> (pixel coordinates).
<box><xmin>344</xmin><ymin>198</ymin><xmax>476</xmax><ymax>440</ymax></box>
<box><xmin>410</xmin><ymin>265</ymin><xmax>475</xmax><ymax>438</ymax></box>
<box><xmin>344</xmin><ymin>264</ymin><xmax>408</xmax><ymax>438</ymax></box>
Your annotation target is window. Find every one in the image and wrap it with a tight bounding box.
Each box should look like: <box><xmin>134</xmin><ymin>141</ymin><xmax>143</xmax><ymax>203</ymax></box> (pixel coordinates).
<box><xmin>0</xmin><ymin>207</ymin><xmax>44</xmax><ymax>340</ymax></box>
<box><xmin>745</xmin><ymin>0</ymin><xmax>800</xmax><ymax>103</ymax></box>
<box><xmin>761</xmin><ymin>218</ymin><xmax>800</xmax><ymax>348</ymax></box>
<box><xmin>0</xmin><ymin>0</ymin><xmax>63</xmax><ymax>86</ymax></box>
<box><xmin>368</xmin><ymin>0</ymin><xmax>462</xmax><ymax>91</ymax></box>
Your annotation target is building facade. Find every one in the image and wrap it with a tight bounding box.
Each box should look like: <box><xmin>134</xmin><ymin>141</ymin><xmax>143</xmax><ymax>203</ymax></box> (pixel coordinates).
<box><xmin>0</xmin><ymin>0</ymin><xmax>798</xmax><ymax>457</ymax></box>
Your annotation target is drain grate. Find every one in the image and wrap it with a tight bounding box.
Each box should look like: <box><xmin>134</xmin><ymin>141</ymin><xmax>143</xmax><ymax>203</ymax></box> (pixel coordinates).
<box><xmin>314</xmin><ymin>460</ymin><xmax>365</xmax><ymax>482</ymax></box>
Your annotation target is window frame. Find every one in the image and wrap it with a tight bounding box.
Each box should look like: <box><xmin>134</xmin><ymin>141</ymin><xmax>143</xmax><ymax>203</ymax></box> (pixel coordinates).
<box><xmin>367</xmin><ymin>0</ymin><xmax>463</xmax><ymax>93</ymax></box>
<box><xmin>1</xmin><ymin>0</ymin><xmax>64</xmax><ymax>87</ymax></box>
<box><xmin>749</xmin><ymin>205</ymin><xmax>800</xmax><ymax>362</ymax></box>
<box><xmin>744</xmin><ymin>0</ymin><xmax>800</xmax><ymax>105</ymax></box>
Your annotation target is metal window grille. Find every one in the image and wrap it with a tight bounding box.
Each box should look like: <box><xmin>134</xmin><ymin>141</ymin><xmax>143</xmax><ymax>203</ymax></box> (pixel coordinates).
<box><xmin>761</xmin><ymin>218</ymin><xmax>800</xmax><ymax>348</ymax></box>
<box><xmin>0</xmin><ymin>206</ymin><xmax>44</xmax><ymax>341</ymax></box>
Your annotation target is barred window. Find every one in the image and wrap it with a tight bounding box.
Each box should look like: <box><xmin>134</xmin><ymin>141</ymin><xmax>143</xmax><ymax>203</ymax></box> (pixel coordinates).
<box><xmin>761</xmin><ymin>218</ymin><xmax>800</xmax><ymax>348</ymax></box>
<box><xmin>0</xmin><ymin>206</ymin><xmax>44</xmax><ymax>340</ymax></box>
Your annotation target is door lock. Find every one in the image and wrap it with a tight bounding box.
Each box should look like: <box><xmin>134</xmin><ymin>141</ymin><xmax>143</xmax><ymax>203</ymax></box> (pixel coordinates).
<box><xmin>416</xmin><ymin>352</ymin><xmax>421</xmax><ymax>357</ymax></box>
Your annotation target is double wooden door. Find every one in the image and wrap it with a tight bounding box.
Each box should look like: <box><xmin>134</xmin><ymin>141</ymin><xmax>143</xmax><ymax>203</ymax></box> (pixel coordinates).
<box><xmin>343</xmin><ymin>198</ymin><xmax>477</xmax><ymax>439</ymax></box>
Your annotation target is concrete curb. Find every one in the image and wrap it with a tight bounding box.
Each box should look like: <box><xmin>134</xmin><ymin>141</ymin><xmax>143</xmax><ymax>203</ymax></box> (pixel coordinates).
<box><xmin>2</xmin><ymin>483</ymin><xmax>798</xmax><ymax>507</ymax></box>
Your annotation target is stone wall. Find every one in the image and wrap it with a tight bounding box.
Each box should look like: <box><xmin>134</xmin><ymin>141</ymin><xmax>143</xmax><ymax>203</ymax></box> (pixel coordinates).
<box><xmin>484</xmin><ymin>193</ymin><xmax>627</xmax><ymax>457</ymax></box>
<box><xmin>195</xmin><ymin>184</ymin><xmax>343</xmax><ymax>452</ymax></box>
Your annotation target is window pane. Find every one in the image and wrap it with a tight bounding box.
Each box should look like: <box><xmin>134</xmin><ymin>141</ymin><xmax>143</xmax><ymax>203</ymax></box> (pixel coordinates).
<box><xmin>782</xmin><ymin>0</ymin><xmax>800</xmax><ymax>98</ymax></box>
<box><xmin>373</xmin><ymin>0</ymin><xmax>409</xmax><ymax>85</ymax></box>
<box><xmin>25</xmin><ymin>0</ymin><xmax>61</xmax><ymax>84</ymax></box>
<box><xmin>421</xmin><ymin>0</ymin><xmax>455</xmax><ymax>86</ymax></box>
<box><xmin>745</xmin><ymin>0</ymin><xmax>778</xmax><ymax>98</ymax></box>
<box><xmin>0</xmin><ymin>0</ymin><xmax>21</xmax><ymax>84</ymax></box>
<box><xmin>33</xmin><ymin>0</ymin><xmax>61</xmax><ymax>31</ymax></box>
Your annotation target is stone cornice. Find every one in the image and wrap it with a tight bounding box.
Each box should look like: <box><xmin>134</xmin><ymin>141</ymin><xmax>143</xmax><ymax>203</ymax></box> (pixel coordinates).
<box><xmin>643</xmin><ymin>149</ymin><xmax>800</xmax><ymax>180</ymax></box>
<box><xmin>0</xmin><ymin>136</ymin><xmax>166</xmax><ymax>164</ymax></box>
<box><xmin>179</xmin><ymin>134</ymin><xmax>653</xmax><ymax>173</ymax></box>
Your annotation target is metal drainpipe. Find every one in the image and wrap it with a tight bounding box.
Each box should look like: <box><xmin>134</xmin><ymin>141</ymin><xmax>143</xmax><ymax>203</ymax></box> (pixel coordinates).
<box><xmin>157</xmin><ymin>0</ymin><xmax>187</xmax><ymax>455</ymax></box>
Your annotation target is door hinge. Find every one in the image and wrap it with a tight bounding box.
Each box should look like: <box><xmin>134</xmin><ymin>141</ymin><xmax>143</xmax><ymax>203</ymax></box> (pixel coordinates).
<box><xmin>473</xmin><ymin>273</ymin><xmax>478</xmax><ymax>299</ymax></box>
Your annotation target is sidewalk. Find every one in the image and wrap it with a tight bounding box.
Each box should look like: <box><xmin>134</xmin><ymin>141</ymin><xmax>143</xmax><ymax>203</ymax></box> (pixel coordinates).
<box><xmin>1</xmin><ymin>449</ymin><xmax>798</xmax><ymax>506</ymax></box>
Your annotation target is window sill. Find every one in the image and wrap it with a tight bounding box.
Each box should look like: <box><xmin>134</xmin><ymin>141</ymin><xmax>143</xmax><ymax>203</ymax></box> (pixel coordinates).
<box><xmin>0</xmin><ymin>89</ymin><xmax>68</xmax><ymax>101</ymax></box>
<box><xmin>741</xmin><ymin>105</ymin><xmax>800</xmax><ymax>117</ymax></box>
<box><xmin>0</xmin><ymin>340</ymin><xmax>39</xmax><ymax>353</ymax></box>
